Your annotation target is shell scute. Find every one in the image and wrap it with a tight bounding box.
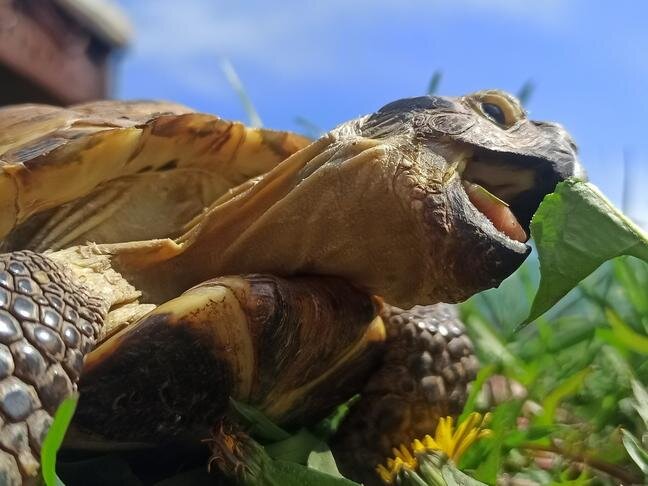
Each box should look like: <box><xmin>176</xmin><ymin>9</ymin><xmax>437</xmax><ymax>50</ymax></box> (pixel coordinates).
<box><xmin>0</xmin><ymin>101</ymin><xmax>311</xmax><ymax>242</ymax></box>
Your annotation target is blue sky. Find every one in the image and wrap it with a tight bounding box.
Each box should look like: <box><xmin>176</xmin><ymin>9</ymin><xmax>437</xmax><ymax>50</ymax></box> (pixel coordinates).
<box><xmin>114</xmin><ymin>0</ymin><xmax>647</xmax><ymax>226</ymax></box>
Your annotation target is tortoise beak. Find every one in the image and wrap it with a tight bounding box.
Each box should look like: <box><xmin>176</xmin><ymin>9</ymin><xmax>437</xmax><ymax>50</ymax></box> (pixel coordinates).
<box><xmin>431</xmin><ymin>177</ymin><xmax>532</xmax><ymax>302</ymax></box>
<box><xmin>435</xmin><ymin>134</ymin><xmax>582</xmax><ymax>301</ymax></box>
<box><xmin>459</xmin><ymin>121</ymin><xmax>584</xmax><ymax>236</ymax></box>
<box><xmin>397</xmin><ymin>99</ymin><xmax>583</xmax><ymax>303</ymax></box>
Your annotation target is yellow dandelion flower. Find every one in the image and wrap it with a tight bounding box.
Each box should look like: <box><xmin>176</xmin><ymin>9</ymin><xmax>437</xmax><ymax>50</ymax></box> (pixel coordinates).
<box><xmin>376</xmin><ymin>454</ymin><xmax>417</xmax><ymax>484</ymax></box>
<box><xmin>421</xmin><ymin>434</ymin><xmax>441</xmax><ymax>451</ymax></box>
<box><xmin>392</xmin><ymin>443</ymin><xmax>418</xmax><ymax>468</ymax></box>
<box><xmin>375</xmin><ymin>412</ymin><xmax>492</xmax><ymax>484</ymax></box>
<box><xmin>376</xmin><ymin>463</ymin><xmax>394</xmax><ymax>484</ymax></box>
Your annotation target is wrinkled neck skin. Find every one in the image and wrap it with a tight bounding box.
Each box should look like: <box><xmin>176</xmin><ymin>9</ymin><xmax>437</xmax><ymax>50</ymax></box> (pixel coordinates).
<box><xmin>52</xmin><ymin>114</ymin><xmax>526</xmax><ymax>310</ymax></box>
<box><xmin>121</xmin><ymin>128</ymin><xmax>438</xmax><ymax>306</ymax></box>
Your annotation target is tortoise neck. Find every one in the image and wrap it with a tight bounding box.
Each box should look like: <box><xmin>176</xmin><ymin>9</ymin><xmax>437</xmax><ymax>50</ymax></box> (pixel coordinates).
<box><xmin>47</xmin><ymin>247</ymin><xmax>154</xmax><ymax>338</ymax></box>
<box><xmin>0</xmin><ymin>250</ymin><xmax>114</xmax><ymax>482</ymax></box>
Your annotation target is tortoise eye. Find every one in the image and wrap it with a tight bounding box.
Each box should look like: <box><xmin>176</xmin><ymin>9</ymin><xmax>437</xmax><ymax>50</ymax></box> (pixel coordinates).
<box><xmin>481</xmin><ymin>102</ymin><xmax>507</xmax><ymax>126</ymax></box>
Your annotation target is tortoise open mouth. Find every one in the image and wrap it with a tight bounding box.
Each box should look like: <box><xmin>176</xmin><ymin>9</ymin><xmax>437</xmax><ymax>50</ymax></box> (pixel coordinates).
<box><xmin>461</xmin><ymin>179</ymin><xmax>527</xmax><ymax>243</ymax></box>
<box><xmin>455</xmin><ymin>149</ymin><xmax>557</xmax><ymax>245</ymax></box>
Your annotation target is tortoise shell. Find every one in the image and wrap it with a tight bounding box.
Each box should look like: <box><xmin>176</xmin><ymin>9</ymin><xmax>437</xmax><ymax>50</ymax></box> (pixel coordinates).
<box><xmin>0</xmin><ymin>101</ymin><xmax>310</xmax><ymax>246</ymax></box>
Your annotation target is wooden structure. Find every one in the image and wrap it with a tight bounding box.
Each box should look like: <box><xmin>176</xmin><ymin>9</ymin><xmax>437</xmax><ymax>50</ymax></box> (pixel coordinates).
<box><xmin>0</xmin><ymin>0</ymin><xmax>131</xmax><ymax>105</ymax></box>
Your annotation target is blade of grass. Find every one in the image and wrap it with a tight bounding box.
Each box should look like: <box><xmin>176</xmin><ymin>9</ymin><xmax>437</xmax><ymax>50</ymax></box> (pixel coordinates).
<box><xmin>517</xmin><ymin>80</ymin><xmax>535</xmax><ymax>106</ymax></box>
<box><xmin>42</xmin><ymin>395</ymin><xmax>78</xmax><ymax>486</ymax></box>
<box><xmin>294</xmin><ymin>116</ymin><xmax>323</xmax><ymax>139</ymax></box>
<box><xmin>220</xmin><ymin>58</ymin><xmax>263</xmax><ymax>128</ymax></box>
<box><xmin>427</xmin><ymin>71</ymin><xmax>443</xmax><ymax>95</ymax></box>
<box><xmin>605</xmin><ymin>307</ymin><xmax>648</xmax><ymax>354</ymax></box>
<box><xmin>621</xmin><ymin>429</ymin><xmax>648</xmax><ymax>474</ymax></box>
<box><xmin>466</xmin><ymin>315</ymin><xmax>519</xmax><ymax>369</ymax></box>
<box><xmin>228</xmin><ymin>398</ymin><xmax>290</xmax><ymax>441</ymax></box>
<box><xmin>537</xmin><ymin>368</ymin><xmax>590</xmax><ymax>426</ymax></box>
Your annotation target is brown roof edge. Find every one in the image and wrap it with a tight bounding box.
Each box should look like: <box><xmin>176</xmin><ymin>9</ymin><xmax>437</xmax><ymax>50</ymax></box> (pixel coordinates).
<box><xmin>53</xmin><ymin>0</ymin><xmax>133</xmax><ymax>48</ymax></box>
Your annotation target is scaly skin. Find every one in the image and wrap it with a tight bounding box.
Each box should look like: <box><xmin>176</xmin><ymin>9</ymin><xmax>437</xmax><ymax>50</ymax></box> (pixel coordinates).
<box><xmin>333</xmin><ymin>304</ymin><xmax>479</xmax><ymax>486</ymax></box>
<box><xmin>0</xmin><ymin>251</ymin><xmax>106</xmax><ymax>485</ymax></box>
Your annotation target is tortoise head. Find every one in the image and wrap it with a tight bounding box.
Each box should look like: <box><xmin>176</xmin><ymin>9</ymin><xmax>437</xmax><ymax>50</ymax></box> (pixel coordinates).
<box><xmin>111</xmin><ymin>90</ymin><xmax>582</xmax><ymax>308</ymax></box>
<box><xmin>317</xmin><ymin>89</ymin><xmax>583</xmax><ymax>304</ymax></box>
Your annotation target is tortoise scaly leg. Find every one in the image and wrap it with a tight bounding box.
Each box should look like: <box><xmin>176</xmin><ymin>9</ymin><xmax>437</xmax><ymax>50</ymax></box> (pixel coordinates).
<box><xmin>0</xmin><ymin>251</ymin><xmax>107</xmax><ymax>485</ymax></box>
<box><xmin>332</xmin><ymin>303</ymin><xmax>479</xmax><ymax>486</ymax></box>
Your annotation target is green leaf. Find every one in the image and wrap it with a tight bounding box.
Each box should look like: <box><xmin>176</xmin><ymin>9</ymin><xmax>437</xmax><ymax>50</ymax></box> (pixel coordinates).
<box><xmin>307</xmin><ymin>448</ymin><xmax>343</xmax><ymax>478</ymax></box>
<box><xmin>264</xmin><ymin>428</ymin><xmax>344</xmax><ymax>477</ymax></box>
<box><xmin>621</xmin><ymin>429</ymin><xmax>648</xmax><ymax>475</ymax></box>
<box><xmin>630</xmin><ymin>379</ymin><xmax>648</xmax><ymax>427</ymax></box>
<box><xmin>465</xmin><ymin>315</ymin><xmax>519</xmax><ymax>369</ymax></box>
<box><xmin>549</xmin><ymin>469</ymin><xmax>591</xmax><ymax>485</ymax></box>
<box><xmin>605</xmin><ymin>307</ymin><xmax>648</xmax><ymax>354</ymax></box>
<box><xmin>470</xmin><ymin>401</ymin><xmax>522</xmax><ymax>481</ymax></box>
<box><xmin>458</xmin><ymin>363</ymin><xmax>497</xmax><ymax>420</ymax></box>
<box><xmin>264</xmin><ymin>428</ymin><xmax>322</xmax><ymax>463</ymax></box>
<box><xmin>400</xmin><ymin>469</ymin><xmax>430</xmax><ymax>486</ymax></box>
<box><xmin>523</xmin><ymin>179</ymin><xmax>648</xmax><ymax>326</ymax></box>
<box><xmin>228</xmin><ymin>399</ymin><xmax>291</xmax><ymax>442</ymax></box>
<box><xmin>313</xmin><ymin>394</ymin><xmax>360</xmax><ymax>439</ymax></box>
<box><xmin>537</xmin><ymin>368</ymin><xmax>590</xmax><ymax>426</ymax></box>
<box><xmin>417</xmin><ymin>455</ymin><xmax>446</xmax><ymax>486</ymax></box>
<box><xmin>41</xmin><ymin>395</ymin><xmax>78</xmax><ymax>486</ymax></box>
<box><xmin>472</xmin><ymin>442</ymin><xmax>501</xmax><ymax>486</ymax></box>
<box><xmin>461</xmin><ymin>259</ymin><xmax>538</xmax><ymax>335</ymax></box>
<box><xmin>441</xmin><ymin>462</ymin><xmax>488</xmax><ymax>486</ymax></box>
<box><xmin>502</xmin><ymin>425</ymin><xmax>555</xmax><ymax>448</ymax></box>
<box><xmin>613</xmin><ymin>257</ymin><xmax>648</xmax><ymax>316</ymax></box>
<box><xmin>211</xmin><ymin>422</ymin><xmax>357</xmax><ymax>486</ymax></box>
<box><xmin>262</xmin><ymin>460</ymin><xmax>360</xmax><ymax>486</ymax></box>
<box><xmin>540</xmin><ymin>316</ymin><xmax>596</xmax><ymax>353</ymax></box>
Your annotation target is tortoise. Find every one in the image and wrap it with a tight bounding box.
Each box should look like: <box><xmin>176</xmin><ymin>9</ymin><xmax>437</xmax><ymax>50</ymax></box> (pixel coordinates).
<box><xmin>0</xmin><ymin>90</ymin><xmax>581</xmax><ymax>485</ymax></box>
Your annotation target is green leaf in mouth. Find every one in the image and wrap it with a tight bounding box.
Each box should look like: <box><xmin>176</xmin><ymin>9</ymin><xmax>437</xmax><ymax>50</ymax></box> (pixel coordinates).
<box><xmin>522</xmin><ymin>178</ymin><xmax>648</xmax><ymax>327</ymax></box>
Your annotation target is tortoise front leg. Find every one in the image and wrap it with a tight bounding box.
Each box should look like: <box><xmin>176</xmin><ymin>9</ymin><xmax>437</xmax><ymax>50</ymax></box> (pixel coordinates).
<box><xmin>333</xmin><ymin>303</ymin><xmax>480</xmax><ymax>485</ymax></box>
<box><xmin>73</xmin><ymin>275</ymin><xmax>386</xmax><ymax>443</ymax></box>
<box><xmin>0</xmin><ymin>251</ymin><xmax>107</xmax><ymax>485</ymax></box>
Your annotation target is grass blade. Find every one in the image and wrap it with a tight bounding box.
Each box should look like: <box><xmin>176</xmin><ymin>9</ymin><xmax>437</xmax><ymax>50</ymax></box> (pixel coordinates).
<box><xmin>41</xmin><ymin>395</ymin><xmax>78</xmax><ymax>486</ymax></box>
<box><xmin>220</xmin><ymin>58</ymin><xmax>263</xmax><ymax>128</ymax></box>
